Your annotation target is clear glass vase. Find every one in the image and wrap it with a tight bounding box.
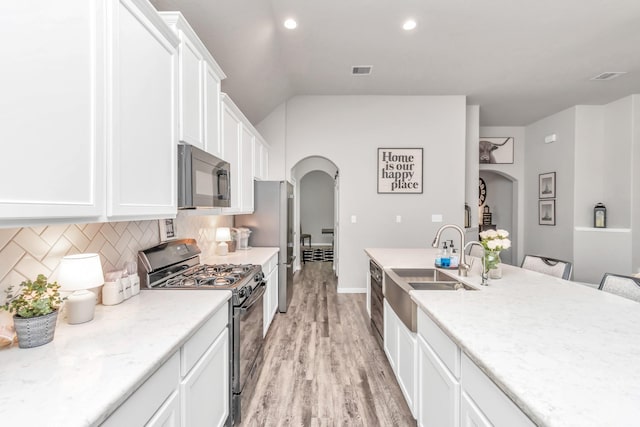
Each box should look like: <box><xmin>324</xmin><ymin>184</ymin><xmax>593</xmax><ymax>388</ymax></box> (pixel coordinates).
<box><xmin>484</xmin><ymin>250</ymin><xmax>502</xmax><ymax>279</ymax></box>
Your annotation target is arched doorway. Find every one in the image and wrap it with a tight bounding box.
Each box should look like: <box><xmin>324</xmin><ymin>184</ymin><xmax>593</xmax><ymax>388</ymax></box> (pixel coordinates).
<box><xmin>479</xmin><ymin>170</ymin><xmax>519</xmax><ymax>265</ymax></box>
<box><xmin>291</xmin><ymin>156</ymin><xmax>339</xmax><ymax>275</ymax></box>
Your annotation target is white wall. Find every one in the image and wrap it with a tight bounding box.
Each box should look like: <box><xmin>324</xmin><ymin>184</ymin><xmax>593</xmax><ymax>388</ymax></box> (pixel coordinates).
<box><xmin>300</xmin><ymin>171</ymin><xmax>334</xmax><ymax>245</ymax></box>
<box><xmin>465</xmin><ymin>106</ymin><xmax>480</xmax><ymax>239</ymax></box>
<box><xmin>479</xmin><ymin>126</ymin><xmax>525</xmax><ymax>265</ymax></box>
<box><xmin>524</xmin><ymin>107</ymin><xmax>576</xmax><ymax>262</ymax></box>
<box><xmin>261</xmin><ymin>95</ymin><xmax>467</xmax><ymax>291</ymax></box>
<box><xmin>633</xmin><ymin>95</ymin><xmax>640</xmax><ymax>275</ymax></box>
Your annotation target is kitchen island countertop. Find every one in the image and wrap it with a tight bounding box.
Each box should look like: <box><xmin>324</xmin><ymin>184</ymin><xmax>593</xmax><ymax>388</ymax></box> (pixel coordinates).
<box><xmin>365</xmin><ymin>247</ymin><xmax>640</xmax><ymax>427</ymax></box>
<box><xmin>0</xmin><ymin>289</ymin><xmax>231</xmax><ymax>426</ymax></box>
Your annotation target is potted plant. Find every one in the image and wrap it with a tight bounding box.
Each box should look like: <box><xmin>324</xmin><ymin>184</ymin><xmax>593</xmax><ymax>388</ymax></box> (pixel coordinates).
<box><xmin>2</xmin><ymin>274</ymin><xmax>62</xmax><ymax>348</ymax></box>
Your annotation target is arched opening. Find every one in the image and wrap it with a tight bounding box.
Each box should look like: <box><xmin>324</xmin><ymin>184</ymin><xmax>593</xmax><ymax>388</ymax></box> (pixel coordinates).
<box><xmin>479</xmin><ymin>170</ymin><xmax>519</xmax><ymax>265</ymax></box>
<box><xmin>291</xmin><ymin>156</ymin><xmax>339</xmax><ymax>275</ymax></box>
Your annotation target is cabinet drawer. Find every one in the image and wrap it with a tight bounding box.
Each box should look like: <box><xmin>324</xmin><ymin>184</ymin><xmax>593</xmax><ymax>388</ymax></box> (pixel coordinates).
<box><xmin>102</xmin><ymin>351</ymin><xmax>180</xmax><ymax>426</ymax></box>
<box><xmin>181</xmin><ymin>302</ymin><xmax>229</xmax><ymax>376</ymax></box>
<box><xmin>262</xmin><ymin>253</ymin><xmax>278</xmax><ymax>275</ymax></box>
<box><xmin>417</xmin><ymin>309</ymin><xmax>460</xmax><ymax>378</ymax></box>
<box><xmin>461</xmin><ymin>353</ymin><xmax>535</xmax><ymax>427</ymax></box>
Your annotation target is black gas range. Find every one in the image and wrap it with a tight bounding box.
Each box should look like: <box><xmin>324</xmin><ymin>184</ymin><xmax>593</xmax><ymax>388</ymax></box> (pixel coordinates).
<box><xmin>137</xmin><ymin>238</ymin><xmax>264</xmax><ymax>306</ymax></box>
<box><xmin>137</xmin><ymin>238</ymin><xmax>266</xmax><ymax>425</ymax></box>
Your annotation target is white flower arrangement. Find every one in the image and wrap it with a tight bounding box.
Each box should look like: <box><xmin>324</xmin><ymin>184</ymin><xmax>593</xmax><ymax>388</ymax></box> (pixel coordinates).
<box><xmin>479</xmin><ymin>229</ymin><xmax>511</xmax><ymax>252</ymax></box>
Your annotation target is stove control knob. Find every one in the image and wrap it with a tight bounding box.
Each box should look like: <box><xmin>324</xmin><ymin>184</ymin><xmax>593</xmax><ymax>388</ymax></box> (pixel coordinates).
<box><xmin>239</xmin><ymin>288</ymin><xmax>246</xmax><ymax>298</ymax></box>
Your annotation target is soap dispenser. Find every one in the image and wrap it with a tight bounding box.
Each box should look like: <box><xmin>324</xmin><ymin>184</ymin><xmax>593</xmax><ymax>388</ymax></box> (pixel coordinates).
<box><xmin>441</xmin><ymin>242</ymin><xmax>451</xmax><ymax>268</ymax></box>
<box><xmin>449</xmin><ymin>240</ymin><xmax>459</xmax><ymax>268</ymax></box>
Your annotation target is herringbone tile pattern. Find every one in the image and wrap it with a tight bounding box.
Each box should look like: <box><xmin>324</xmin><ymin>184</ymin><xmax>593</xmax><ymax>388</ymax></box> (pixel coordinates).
<box><xmin>0</xmin><ymin>213</ymin><xmax>232</xmax><ymax>297</ymax></box>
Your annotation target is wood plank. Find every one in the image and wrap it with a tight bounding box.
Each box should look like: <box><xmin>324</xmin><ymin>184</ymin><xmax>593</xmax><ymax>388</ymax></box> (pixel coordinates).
<box><xmin>240</xmin><ymin>262</ymin><xmax>415</xmax><ymax>426</ymax></box>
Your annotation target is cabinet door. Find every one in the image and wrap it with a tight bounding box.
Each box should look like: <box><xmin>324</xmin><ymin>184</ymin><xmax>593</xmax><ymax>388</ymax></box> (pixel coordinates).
<box><xmin>181</xmin><ymin>328</ymin><xmax>229</xmax><ymax>427</ymax></box>
<box><xmin>240</xmin><ymin>124</ymin><xmax>254</xmax><ymax>213</ymax></box>
<box><xmin>383</xmin><ymin>299</ymin><xmax>398</xmax><ymax>373</ymax></box>
<box><xmin>107</xmin><ymin>0</ymin><xmax>178</xmax><ymax>218</ymax></box>
<box><xmin>1</xmin><ymin>1</ymin><xmax>104</xmax><ymax>221</ymax></box>
<box><xmin>269</xmin><ymin>266</ymin><xmax>279</xmax><ymax>320</ymax></box>
<box><xmin>204</xmin><ymin>63</ymin><xmax>222</xmax><ymax>157</ymax></box>
<box><xmin>253</xmin><ymin>139</ymin><xmax>263</xmax><ymax>179</ymax></box>
<box><xmin>460</xmin><ymin>391</ymin><xmax>492</xmax><ymax>427</ymax></box>
<box><xmin>178</xmin><ymin>35</ymin><xmax>204</xmax><ymax>148</ymax></box>
<box><xmin>146</xmin><ymin>390</ymin><xmax>180</xmax><ymax>427</ymax></box>
<box><xmin>418</xmin><ymin>335</ymin><xmax>460</xmax><ymax>427</ymax></box>
<box><xmin>221</xmin><ymin>102</ymin><xmax>241</xmax><ymax>213</ymax></box>
<box><xmin>397</xmin><ymin>321</ymin><xmax>417</xmax><ymax>417</ymax></box>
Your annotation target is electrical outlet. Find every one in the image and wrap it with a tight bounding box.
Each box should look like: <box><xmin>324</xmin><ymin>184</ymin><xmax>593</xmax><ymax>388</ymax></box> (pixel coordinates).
<box><xmin>351</xmin><ymin>215</ymin><xmax>357</xmax><ymax>223</ymax></box>
<box><xmin>432</xmin><ymin>214</ymin><xmax>443</xmax><ymax>222</ymax></box>
<box><xmin>396</xmin><ymin>215</ymin><xmax>402</xmax><ymax>223</ymax></box>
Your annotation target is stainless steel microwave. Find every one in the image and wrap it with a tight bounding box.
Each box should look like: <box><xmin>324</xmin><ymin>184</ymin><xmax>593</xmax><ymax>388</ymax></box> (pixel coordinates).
<box><xmin>178</xmin><ymin>144</ymin><xmax>231</xmax><ymax>208</ymax></box>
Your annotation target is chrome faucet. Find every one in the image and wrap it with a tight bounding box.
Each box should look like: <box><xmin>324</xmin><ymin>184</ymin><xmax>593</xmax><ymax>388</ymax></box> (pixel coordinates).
<box><xmin>464</xmin><ymin>241</ymin><xmax>489</xmax><ymax>286</ymax></box>
<box><xmin>432</xmin><ymin>224</ymin><xmax>470</xmax><ymax>277</ymax></box>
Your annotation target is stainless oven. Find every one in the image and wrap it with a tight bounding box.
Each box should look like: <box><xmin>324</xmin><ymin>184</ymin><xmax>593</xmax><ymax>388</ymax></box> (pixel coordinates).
<box><xmin>370</xmin><ymin>260</ymin><xmax>383</xmax><ymax>347</ymax></box>
<box><xmin>178</xmin><ymin>143</ymin><xmax>231</xmax><ymax>208</ymax></box>
<box><xmin>233</xmin><ymin>281</ymin><xmax>265</xmax><ymax>424</ymax></box>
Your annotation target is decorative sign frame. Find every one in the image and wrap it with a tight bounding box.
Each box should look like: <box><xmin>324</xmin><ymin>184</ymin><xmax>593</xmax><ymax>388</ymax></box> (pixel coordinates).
<box><xmin>377</xmin><ymin>148</ymin><xmax>423</xmax><ymax>194</ymax></box>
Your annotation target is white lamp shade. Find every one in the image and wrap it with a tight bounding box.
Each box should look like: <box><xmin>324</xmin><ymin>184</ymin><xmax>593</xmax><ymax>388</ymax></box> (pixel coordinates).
<box><xmin>59</xmin><ymin>253</ymin><xmax>105</xmax><ymax>291</ymax></box>
<box><xmin>215</xmin><ymin>227</ymin><xmax>232</xmax><ymax>242</ymax></box>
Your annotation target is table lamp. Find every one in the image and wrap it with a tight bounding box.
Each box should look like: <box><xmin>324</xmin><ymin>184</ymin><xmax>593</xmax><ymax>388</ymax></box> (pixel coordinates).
<box><xmin>215</xmin><ymin>227</ymin><xmax>232</xmax><ymax>256</ymax></box>
<box><xmin>59</xmin><ymin>253</ymin><xmax>105</xmax><ymax>324</ymax></box>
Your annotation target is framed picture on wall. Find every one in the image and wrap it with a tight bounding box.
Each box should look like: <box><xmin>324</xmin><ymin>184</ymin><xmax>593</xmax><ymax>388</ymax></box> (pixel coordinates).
<box><xmin>159</xmin><ymin>218</ymin><xmax>177</xmax><ymax>241</ymax></box>
<box><xmin>479</xmin><ymin>137</ymin><xmax>514</xmax><ymax>164</ymax></box>
<box><xmin>377</xmin><ymin>148</ymin><xmax>423</xmax><ymax>194</ymax></box>
<box><xmin>539</xmin><ymin>200</ymin><xmax>556</xmax><ymax>226</ymax></box>
<box><xmin>539</xmin><ymin>172</ymin><xmax>556</xmax><ymax>198</ymax></box>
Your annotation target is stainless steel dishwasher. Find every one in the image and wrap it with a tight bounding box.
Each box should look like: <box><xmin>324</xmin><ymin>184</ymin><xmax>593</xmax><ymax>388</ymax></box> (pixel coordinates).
<box><xmin>369</xmin><ymin>260</ymin><xmax>384</xmax><ymax>347</ymax></box>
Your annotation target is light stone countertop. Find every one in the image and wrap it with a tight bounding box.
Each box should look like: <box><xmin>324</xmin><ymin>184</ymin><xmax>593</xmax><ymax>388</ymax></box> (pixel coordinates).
<box><xmin>202</xmin><ymin>246</ymin><xmax>279</xmax><ymax>267</ymax></box>
<box><xmin>365</xmin><ymin>247</ymin><xmax>640</xmax><ymax>427</ymax></box>
<box><xmin>0</xmin><ymin>289</ymin><xmax>231</xmax><ymax>426</ymax></box>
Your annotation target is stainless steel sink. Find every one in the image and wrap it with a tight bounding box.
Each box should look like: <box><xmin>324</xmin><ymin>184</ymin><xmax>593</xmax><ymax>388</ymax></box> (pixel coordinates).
<box><xmin>389</xmin><ymin>268</ymin><xmax>457</xmax><ymax>283</ymax></box>
<box><xmin>384</xmin><ymin>267</ymin><xmax>478</xmax><ymax>332</ymax></box>
<box><xmin>408</xmin><ymin>281</ymin><xmax>477</xmax><ymax>291</ymax></box>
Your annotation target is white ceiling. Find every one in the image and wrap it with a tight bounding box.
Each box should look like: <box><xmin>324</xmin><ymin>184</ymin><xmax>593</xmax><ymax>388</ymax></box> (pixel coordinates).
<box><xmin>151</xmin><ymin>0</ymin><xmax>640</xmax><ymax>126</ymax></box>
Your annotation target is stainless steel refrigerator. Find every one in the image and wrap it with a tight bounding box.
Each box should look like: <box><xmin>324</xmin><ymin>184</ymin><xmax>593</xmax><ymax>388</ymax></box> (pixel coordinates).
<box><xmin>235</xmin><ymin>181</ymin><xmax>294</xmax><ymax>312</ymax></box>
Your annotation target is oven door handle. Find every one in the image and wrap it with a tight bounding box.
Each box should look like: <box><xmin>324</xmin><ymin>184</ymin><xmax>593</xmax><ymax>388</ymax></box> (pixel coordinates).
<box><xmin>238</xmin><ymin>282</ymin><xmax>266</xmax><ymax>312</ymax></box>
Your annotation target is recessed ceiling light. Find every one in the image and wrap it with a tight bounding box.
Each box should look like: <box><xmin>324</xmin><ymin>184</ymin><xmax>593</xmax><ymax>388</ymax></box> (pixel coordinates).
<box><xmin>284</xmin><ymin>19</ymin><xmax>297</xmax><ymax>30</ymax></box>
<box><xmin>403</xmin><ymin>20</ymin><xmax>417</xmax><ymax>31</ymax></box>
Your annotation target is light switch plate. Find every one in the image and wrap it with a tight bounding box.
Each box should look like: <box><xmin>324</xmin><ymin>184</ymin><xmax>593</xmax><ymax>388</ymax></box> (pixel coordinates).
<box><xmin>351</xmin><ymin>215</ymin><xmax>357</xmax><ymax>223</ymax></box>
<box><xmin>431</xmin><ymin>214</ymin><xmax>443</xmax><ymax>222</ymax></box>
<box><xmin>396</xmin><ymin>215</ymin><xmax>402</xmax><ymax>223</ymax></box>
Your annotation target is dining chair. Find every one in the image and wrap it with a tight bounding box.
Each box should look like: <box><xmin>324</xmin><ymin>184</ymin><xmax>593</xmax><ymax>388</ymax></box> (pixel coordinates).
<box><xmin>520</xmin><ymin>254</ymin><xmax>573</xmax><ymax>280</ymax></box>
<box><xmin>598</xmin><ymin>273</ymin><xmax>640</xmax><ymax>302</ymax></box>
<box><xmin>300</xmin><ymin>224</ymin><xmax>311</xmax><ymax>247</ymax></box>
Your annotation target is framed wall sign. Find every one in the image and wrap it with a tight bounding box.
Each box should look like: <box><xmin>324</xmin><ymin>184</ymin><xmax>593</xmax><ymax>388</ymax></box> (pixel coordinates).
<box><xmin>377</xmin><ymin>148</ymin><xmax>423</xmax><ymax>194</ymax></box>
<box><xmin>539</xmin><ymin>172</ymin><xmax>556</xmax><ymax>198</ymax></box>
<box><xmin>479</xmin><ymin>137</ymin><xmax>514</xmax><ymax>164</ymax></box>
<box><xmin>539</xmin><ymin>200</ymin><xmax>556</xmax><ymax>226</ymax></box>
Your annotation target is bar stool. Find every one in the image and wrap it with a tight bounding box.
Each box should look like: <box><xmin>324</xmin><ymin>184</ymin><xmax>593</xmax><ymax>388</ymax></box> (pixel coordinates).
<box><xmin>300</xmin><ymin>225</ymin><xmax>311</xmax><ymax>247</ymax></box>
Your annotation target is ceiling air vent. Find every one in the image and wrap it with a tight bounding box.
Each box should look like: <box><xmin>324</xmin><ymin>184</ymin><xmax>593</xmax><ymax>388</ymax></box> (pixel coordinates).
<box><xmin>590</xmin><ymin>71</ymin><xmax>626</xmax><ymax>81</ymax></box>
<box><xmin>352</xmin><ymin>66</ymin><xmax>372</xmax><ymax>76</ymax></box>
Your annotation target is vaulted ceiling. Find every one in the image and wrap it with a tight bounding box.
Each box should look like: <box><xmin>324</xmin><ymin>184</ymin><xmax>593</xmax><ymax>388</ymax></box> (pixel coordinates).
<box><xmin>151</xmin><ymin>0</ymin><xmax>640</xmax><ymax>126</ymax></box>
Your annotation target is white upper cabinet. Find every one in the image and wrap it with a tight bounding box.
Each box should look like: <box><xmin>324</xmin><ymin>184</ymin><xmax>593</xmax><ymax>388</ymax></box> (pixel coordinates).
<box><xmin>204</xmin><ymin>63</ymin><xmax>222</xmax><ymax>158</ymax></box>
<box><xmin>107</xmin><ymin>0</ymin><xmax>179</xmax><ymax>219</ymax></box>
<box><xmin>159</xmin><ymin>12</ymin><xmax>225</xmax><ymax>156</ymax></box>
<box><xmin>241</xmin><ymin>124</ymin><xmax>254</xmax><ymax>213</ymax></box>
<box><xmin>221</xmin><ymin>95</ymin><xmax>242</xmax><ymax>214</ymax></box>
<box><xmin>253</xmin><ymin>136</ymin><xmax>270</xmax><ymax>181</ymax></box>
<box><xmin>1</xmin><ymin>1</ymin><xmax>106</xmax><ymax>223</ymax></box>
<box><xmin>0</xmin><ymin>0</ymin><xmax>181</xmax><ymax>225</ymax></box>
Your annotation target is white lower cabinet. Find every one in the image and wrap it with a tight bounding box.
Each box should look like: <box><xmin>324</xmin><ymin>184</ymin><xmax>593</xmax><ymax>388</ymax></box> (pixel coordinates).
<box><xmin>263</xmin><ymin>252</ymin><xmax>279</xmax><ymax>336</ymax></box>
<box><xmin>418</xmin><ymin>335</ymin><xmax>460</xmax><ymax>427</ymax></box>
<box><xmin>103</xmin><ymin>301</ymin><xmax>229</xmax><ymax>427</ymax></box>
<box><xmin>417</xmin><ymin>308</ymin><xmax>535</xmax><ymax>427</ymax></box>
<box><xmin>181</xmin><ymin>328</ymin><xmax>229</xmax><ymax>427</ymax></box>
<box><xmin>383</xmin><ymin>299</ymin><xmax>417</xmax><ymax>417</ymax></box>
<box><xmin>460</xmin><ymin>391</ymin><xmax>491</xmax><ymax>427</ymax></box>
<box><xmin>147</xmin><ymin>390</ymin><xmax>181</xmax><ymax>427</ymax></box>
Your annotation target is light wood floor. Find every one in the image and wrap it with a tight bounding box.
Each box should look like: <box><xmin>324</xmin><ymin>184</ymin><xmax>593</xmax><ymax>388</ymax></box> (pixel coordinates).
<box><xmin>241</xmin><ymin>262</ymin><xmax>416</xmax><ymax>427</ymax></box>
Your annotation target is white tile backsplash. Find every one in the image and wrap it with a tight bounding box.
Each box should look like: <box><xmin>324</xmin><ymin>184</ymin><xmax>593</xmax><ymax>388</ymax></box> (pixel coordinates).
<box><xmin>0</xmin><ymin>212</ymin><xmax>233</xmax><ymax>301</ymax></box>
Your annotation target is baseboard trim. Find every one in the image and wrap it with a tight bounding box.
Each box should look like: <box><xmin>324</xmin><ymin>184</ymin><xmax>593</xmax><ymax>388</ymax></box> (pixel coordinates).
<box><xmin>337</xmin><ymin>287</ymin><xmax>366</xmax><ymax>294</ymax></box>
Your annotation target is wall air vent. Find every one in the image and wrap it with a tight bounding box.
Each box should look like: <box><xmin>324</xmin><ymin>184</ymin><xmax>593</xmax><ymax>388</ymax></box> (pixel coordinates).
<box><xmin>590</xmin><ymin>71</ymin><xmax>627</xmax><ymax>81</ymax></box>
<box><xmin>352</xmin><ymin>66</ymin><xmax>372</xmax><ymax>76</ymax></box>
